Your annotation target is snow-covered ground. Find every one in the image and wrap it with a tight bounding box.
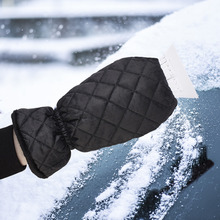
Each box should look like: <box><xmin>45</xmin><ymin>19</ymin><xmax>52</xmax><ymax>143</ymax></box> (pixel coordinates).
<box><xmin>0</xmin><ymin>0</ymin><xmax>220</xmax><ymax>219</ymax></box>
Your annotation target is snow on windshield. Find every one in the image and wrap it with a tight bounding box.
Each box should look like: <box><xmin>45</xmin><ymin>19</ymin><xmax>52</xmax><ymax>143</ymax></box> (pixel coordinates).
<box><xmin>83</xmin><ymin>0</ymin><xmax>220</xmax><ymax>218</ymax></box>
<box><xmin>100</xmin><ymin>0</ymin><xmax>220</xmax><ymax>91</ymax></box>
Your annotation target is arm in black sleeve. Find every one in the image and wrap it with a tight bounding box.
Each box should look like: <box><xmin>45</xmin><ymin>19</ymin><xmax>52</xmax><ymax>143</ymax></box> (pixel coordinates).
<box><xmin>11</xmin><ymin>57</ymin><xmax>177</xmax><ymax>179</ymax></box>
<box><xmin>0</xmin><ymin>125</ymin><xmax>26</xmax><ymax>179</ymax></box>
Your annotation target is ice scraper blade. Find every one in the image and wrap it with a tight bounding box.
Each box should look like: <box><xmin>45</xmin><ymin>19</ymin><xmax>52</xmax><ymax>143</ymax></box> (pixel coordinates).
<box><xmin>159</xmin><ymin>45</ymin><xmax>198</xmax><ymax>99</ymax></box>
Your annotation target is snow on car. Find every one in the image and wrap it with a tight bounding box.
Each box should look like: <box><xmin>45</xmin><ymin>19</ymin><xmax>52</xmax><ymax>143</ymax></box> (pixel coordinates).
<box><xmin>0</xmin><ymin>0</ymin><xmax>219</xmax><ymax>219</ymax></box>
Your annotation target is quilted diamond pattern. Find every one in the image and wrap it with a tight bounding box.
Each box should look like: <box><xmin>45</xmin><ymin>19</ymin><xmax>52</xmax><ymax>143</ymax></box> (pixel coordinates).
<box><xmin>12</xmin><ymin>57</ymin><xmax>177</xmax><ymax>178</ymax></box>
<box><xmin>12</xmin><ymin>107</ymin><xmax>71</xmax><ymax>178</ymax></box>
<box><xmin>57</xmin><ymin>57</ymin><xmax>177</xmax><ymax>151</ymax></box>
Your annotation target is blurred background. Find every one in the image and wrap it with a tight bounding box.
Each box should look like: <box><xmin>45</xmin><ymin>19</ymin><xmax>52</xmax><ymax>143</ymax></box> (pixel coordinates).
<box><xmin>0</xmin><ymin>0</ymin><xmax>202</xmax><ymax>66</ymax></box>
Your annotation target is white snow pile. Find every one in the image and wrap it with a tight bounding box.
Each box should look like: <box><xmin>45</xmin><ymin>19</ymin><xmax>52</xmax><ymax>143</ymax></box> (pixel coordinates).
<box><xmin>0</xmin><ymin>0</ymin><xmax>220</xmax><ymax>219</ymax></box>
<box><xmin>100</xmin><ymin>0</ymin><xmax>220</xmax><ymax>91</ymax></box>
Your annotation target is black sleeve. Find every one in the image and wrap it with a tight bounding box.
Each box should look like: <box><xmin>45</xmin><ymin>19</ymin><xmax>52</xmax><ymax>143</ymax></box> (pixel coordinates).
<box><xmin>12</xmin><ymin>57</ymin><xmax>177</xmax><ymax>179</ymax></box>
<box><xmin>0</xmin><ymin>125</ymin><xmax>26</xmax><ymax>179</ymax></box>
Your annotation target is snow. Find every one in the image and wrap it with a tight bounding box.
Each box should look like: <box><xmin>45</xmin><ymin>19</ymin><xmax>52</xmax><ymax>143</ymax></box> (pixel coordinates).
<box><xmin>0</xmin><ymin>34</ymin><xmax>132</xmax><ymax>61</ymax></box>
<box><xmin>0</xmin><ymin>0</ymin><xmax>195</xmax><ymax>19</ymax></box>
<box><xmin>85</xmin><ymin>0</ymin><xmax>220</xmax><ymax>218</ymax></box>
<box><xmin>83</xmin><ymin>108</ymin><xmax>203</xmax><ymax>219</ymax></box>
<box><xmin>0</xmin><ymin>150</ymin><xmax>99</xmax><ymax>220</ymax></box>
<box><xmin>0</xmin><ymin>64</ymin><xmax>98</xmax><ymax>126</ymax></box>
<box><xmin>0</xmin><ymin>64</ymin><xmax>101</xmax><ymax>220</ymax></box>
<box><xmin>100</xmin><ymin>0</ymin><xmax>220</xmax><ymax>91</ymax></box>
<box><xmin>0</xmin><ymin>0</ymin><xmax>220</xmax><ymax>219</ymax></box>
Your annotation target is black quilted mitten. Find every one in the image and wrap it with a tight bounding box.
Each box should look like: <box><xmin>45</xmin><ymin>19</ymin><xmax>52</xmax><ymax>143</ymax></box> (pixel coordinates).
<box><xmin>12</xmin><ymin>57</ymin><xmax>177</xmax><ymax>178</ymax></box>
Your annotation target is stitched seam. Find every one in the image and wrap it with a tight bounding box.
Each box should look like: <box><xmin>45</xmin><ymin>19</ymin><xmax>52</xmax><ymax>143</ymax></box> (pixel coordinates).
<box><xmin>63</xmin><ymin>96</ymin><xmax>163</xmax><ymax>126</ymax></box>
<box><xmin>20</xmin><ymin>115</ymin><xmax>57</xmax><ymax>170</ymax></box>
<box><xmin>20</xmin><ymin>130</ymin><xmax>65</xmax><ymax>154</ymax></box>
<box><xmin>75</xmin><ymin>117</ymin><xmax>145</xmax><ymax>146</ymax></box>
<box><xmin>19</xmin><ymin>108</ymin><xmax>40</xmax><ymax>129</ymax></box>
<box><xmin>135</xmin><ymin>82</ymin><xmax>161</xmax><ymax>134</ymax></box>
<box><xmin>20</xmin><ymin>129</ymin><xmax>68</xmax><ymax>171</ymax></box>
<box><xmin>84</xmin><ymin>59</ymin><xmax>131</xmax><ymax>146</ymax></box>
<box><xmin>106</xmin><ymin>57</ymin><xmax>147</xmax><ymax>143</ymax></box>
<box><xmin>71</xmin><ymin>69</ymin><xmax>107</xmax><ymax>144</ymax></box>
<box><xmin>23</xmin><ymin>115</ymin><xmax>49</xmax><ymax>159</ymax></box>
<box><xmin>103</xmin><ymin>59</ymin><xmax>160</xmax><ymax>82</ymax></box>
<box><xmin>18</xmin><ymin>111</ymin><xmax>54</xmax><ymax>130</ymax></box>
<box><xmin>64</xmin><ymin>80</ymin><xmax>170</xmax><ymax>110</ymax></box>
